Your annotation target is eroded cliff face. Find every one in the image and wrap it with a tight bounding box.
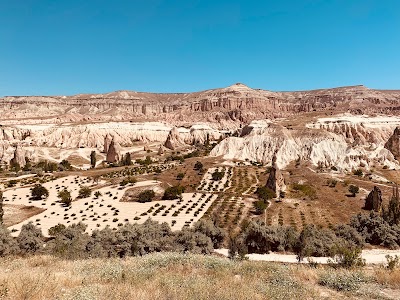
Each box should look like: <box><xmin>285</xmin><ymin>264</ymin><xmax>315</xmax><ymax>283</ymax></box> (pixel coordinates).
<box><xmin>2</xmin><ymin>84</ymin><xmax>400</xmax><ymax>126</ymax></box>
<box><xmin>210</xmin><ymin>121</ymin><xmax>399</xmax><ymax>171</ymax></box>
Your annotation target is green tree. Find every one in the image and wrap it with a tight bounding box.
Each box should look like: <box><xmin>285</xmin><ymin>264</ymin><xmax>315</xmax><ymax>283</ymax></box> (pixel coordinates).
<box><xmin>211</xmin><ymin>170</ymin><xmax>225</xmax><ymax>181</ymax></box>
<box><xmin>137</xmin><ymin>190</ymin><xmax>156</xmax><ymax>203</ymax></box>
<box><xmin>90</xmin><ymin>151</ymin><xmax>96</xmax><ymax>168</ymax></box>
<box><xmin>348</xmin><ymin>185</ymin><xmax>359</xmax><ymax>197</ymax></box>
<box><xmin>163</xmin><ymin>186</ymin><xmax>185</xmax><ymax>200</ymax></box>
<box><xmin>253</xmin><ymin>200</ymin><xmax>268</xmax><ymax>215</ymax></box>
<box><xmin>255</xmin><ymin>186</ymin><xmax>276</xmax><ymax>201</ymax></box>
<box><xmin>23</xmin><ymin>158</ymin><xmax>32</xmax><ymax>171</ymax></box>
<box><xmin>194</xmin><ymin>161</ymin><xmax>203</xmax><ymax>171</ymax></box>
<box><xmin>31</xmin><ymin>184</ymin><xmax>49</xmax><ymax>200</ymax></box>
<box><xmin>122</xmin><ymin>153</ymin><xmax>132</xmax><ymax>166</ymax></box>
<box><xmin>17</xmin><ymin>222</ymin><xmax>44</xmax><ymax>255</ymax></box>
<box><xmin>78</xmin><ymin>186</ymin><xmax>91</xmax><ymax>198</ymax></box>
<box><xmin>58</xmin><ymin>188</ymin><xmax>72</xmax><ymax>206</ymax></box>
<box><xmin>383</xmin><ymin>187</ymin><xmax>400</xmax><ymax>225</ymax></box>
<box><xmin>59</xmin><ymin>159</ymin><xmax>72</xmax><ymax>171</ymax></box>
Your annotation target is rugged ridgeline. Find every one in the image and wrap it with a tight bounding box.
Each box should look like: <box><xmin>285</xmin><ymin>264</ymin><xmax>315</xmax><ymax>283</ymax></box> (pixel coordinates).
<box><xmin>1</xmin><ymin>83</ymin><xmax>400</xmax><ymax>170</ymax></box>
<box><xmin>1</xmin><ymin>84</ymin><xmax>400</xmax><ymax>126</ymax></box>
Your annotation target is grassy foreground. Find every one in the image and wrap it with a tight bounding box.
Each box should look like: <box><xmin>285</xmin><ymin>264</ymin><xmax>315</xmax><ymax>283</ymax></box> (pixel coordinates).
<box><xmin>0</xmin><ymin>253</ymin><xmax>399</xmax><ymax>300</ymax></box>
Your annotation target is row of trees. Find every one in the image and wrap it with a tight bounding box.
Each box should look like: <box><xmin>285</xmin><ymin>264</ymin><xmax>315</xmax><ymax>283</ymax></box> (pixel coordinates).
<box><xmin>0</xmin><ymin>219</ymin><xmax>225</xmax><ymax>259</ymax></box>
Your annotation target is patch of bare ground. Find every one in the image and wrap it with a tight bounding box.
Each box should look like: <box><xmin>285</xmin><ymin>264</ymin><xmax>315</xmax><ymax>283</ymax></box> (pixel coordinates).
<box><xmin>150</xmin><ymin>156</ymin><xmax>218</xmax><ymax>193</ymax></box>
<box><xmin>257</xmin><ymin>161</ymin><xmax>396</xmax><ymax>230</ymax></box>
<box><xmin>3</xmin><ymin>204</ymin><xmax>45</xmax><ymax>227</ymax></box>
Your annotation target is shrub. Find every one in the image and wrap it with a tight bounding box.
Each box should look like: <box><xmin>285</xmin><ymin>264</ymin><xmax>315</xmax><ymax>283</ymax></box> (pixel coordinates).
<box><xmin>31</xmin><ymin>184</ymin><xmax>49</xmax><ymax>200</ymax></box>
<box><xmin>327</xmin><ymin>179</ymin><xmax>338</xmax><ymax>188</ymax></box>
<box><xmin>163</xmin><ymin>186</ymin><xmax>185</xmax><ymax>200</ymax></box>
<box><xmin>94</xmin><ymin>191</ymin><xmax>102</xmax><ymax>198</ymax></box>
<box><xmin>211</xmin><ymin>170</ymin><xmax>225</xmax><ymax>181</ymax></box>
<box><xmin>78</xmin><ymin>186</ymin><xmax>91</xmax><ymax>198</ymax></box>
<box><xmin>176</xmin><ymin>173</ymin><xmax>185</xmax><ymax>181</ymax></box>
<box><xmin>58</xmin><ymin>188</ymin><xmax>72</xmax><ymax>206</ymax></box>
<box><xmin>255</xmin><ymin>186</ymin><xmax>276</xmax><ymax>201</ymax></box>
<box><xmin>59</xmin><ymin>159</ymin><xmax>72</xmax><ymax>170</ymax></box>
<box><xmin>291</xmin><ymin>183</ymin><xmax>316</xmax><ymax>199</ymax></box>
<box><xmin>350</xmin><ymin>212</ymin><xmax>400</xmax><ymax>248</ymax></box>
<box><xmin>353</xmin><ymin>169</ymin><xmax>363</xmax><ymax>177</ymax></box>
<box><xmin>194</xmin><ymin>161</ymin><xmax>203</xmax><ymax>171</ymax></box>
<box><xmin>253</xmin><ymin>200</ymin><xmax>268</xmax><ymax>215</ymax></box>
<box><xmin>348</xmin><ymin>185</ymin><xmax>359</xmax><ymax>197</ymax></box>
<box><xmin>295</xmin><ymin>224</ymin><xmax>339</xmax><ymax>261</ymax></box>
<box><xmin>318</xmin><ymin>271</ymin><xmax>368</xmax><ymax>292</ymax></box>
<box><xmin>193</xmin><ymin>219</ymin><xmax>225</xmax><ymax>248</ymax></box>
<box><xmin>0</xmin><ymin>225</ymin><xmax>19</xmax><ymax>256</ymax></box>
<box><xmin>241</xmin><ymin>221</ymin><xmax>298</xmax><ymax>254</ymax></box>
<box><xmin>386</xmin><ymin>254</ymin><xmax>400</xmax><ymax>271</ymax></box>
<box><xmin>137</xmin><ymin>190</ymin><xmax>156</xmax><ymax>203</ymax></box>
<box><xmin>328</xmin><ymin>246</ymin><xmax>365</xmax><ymax>268</ymax></box>
<box><xmin>17</xmin><ymin>222</ymin><xmax>44</xmax><ymax>255</ymax></box>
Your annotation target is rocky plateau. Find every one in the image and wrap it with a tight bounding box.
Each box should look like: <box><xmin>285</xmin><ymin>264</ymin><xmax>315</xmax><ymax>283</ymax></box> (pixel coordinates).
<box><xmin>1</xmin><ymin>83</ymin><xmax>400</xmax><ymax>171</ymax></box>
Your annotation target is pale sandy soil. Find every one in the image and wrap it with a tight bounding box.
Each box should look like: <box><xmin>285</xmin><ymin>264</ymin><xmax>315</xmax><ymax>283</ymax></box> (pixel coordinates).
<box><xmin>4</xmin><ymin>175</ymin><xmax>219</xmax><ymax>236</ymax></box>
<box><xmin>215</xmin><ymin>248</ymin><xmax>400</xmax><ymax>265</ymax></box>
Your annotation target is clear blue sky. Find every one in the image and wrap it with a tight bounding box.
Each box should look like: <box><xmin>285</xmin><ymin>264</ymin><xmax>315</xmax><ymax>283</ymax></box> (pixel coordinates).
<box><xmin>1</xmin><ymin>0</ymin><xmax>399</xmax><ymax>96</ymax></box>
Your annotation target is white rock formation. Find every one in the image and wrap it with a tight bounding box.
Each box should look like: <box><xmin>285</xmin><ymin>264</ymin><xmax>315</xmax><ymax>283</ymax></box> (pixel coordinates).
<box><xmin>104</xmin><ymin>133</ymin><xmax>113</xmax><ymax>153</ymax></box>
<box><xmin>210</xmin><ymin>123</ymin><xmax>399</xmax><ymax>171</ymax></box>
<box><xmin>10</xmin><ymin>144</ymin><xmax>26</xmax><ymax>167</ymax></box>
<box><xmin>164</xmin><ymin>127</ymin><xmax>187</xmax><ymax>150</ymax></box>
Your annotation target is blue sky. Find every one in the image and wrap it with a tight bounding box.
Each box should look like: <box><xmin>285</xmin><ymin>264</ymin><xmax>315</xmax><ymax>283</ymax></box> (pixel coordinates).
<box><xmin>0</xmin><ymin>0</ymin><xmax>399</xmax><ymax>95</ymax></box>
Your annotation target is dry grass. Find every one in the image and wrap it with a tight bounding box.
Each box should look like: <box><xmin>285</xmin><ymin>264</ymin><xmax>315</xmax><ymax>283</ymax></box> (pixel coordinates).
<box><xmin>374</xmin><ymin>268</ymin><xmax>400</xmax><ymax>289</ymax></box>
<box><xmin>0</xmin><ymin>253</ymin><xmax>399</xmax><ymax>300</ymax></box>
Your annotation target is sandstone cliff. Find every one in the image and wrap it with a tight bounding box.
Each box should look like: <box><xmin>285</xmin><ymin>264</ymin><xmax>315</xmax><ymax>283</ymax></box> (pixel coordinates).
<box><xmin>2</xmin><ymin>84</ymin><xmax>400</xmax><ymax>126</ymax></box>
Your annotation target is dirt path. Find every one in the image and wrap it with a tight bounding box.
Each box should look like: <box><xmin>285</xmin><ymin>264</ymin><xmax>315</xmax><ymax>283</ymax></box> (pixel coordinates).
<box><xmin>215</xmin><ymin>248</ymin><xmax>400</xmax><ymax>265</ymax></box>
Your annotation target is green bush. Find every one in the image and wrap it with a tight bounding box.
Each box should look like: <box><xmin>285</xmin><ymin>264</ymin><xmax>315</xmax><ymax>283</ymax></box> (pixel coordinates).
<box><xmin>291</xmin><ymin>183</ymin><xmax>316</xmax><ymax>199</ymax></box>
<box><xmin>162</xmin><ymin>186</ymin><xmax>185</xmax><ymax>200</ymax></box>
<box><xmin>318</xmin><ymin>271</ymin><xmax>368</xmax><ymax>292</ymax></box>
<box><xmin>386</xmin><ymin>254</ymin><xmax>400</xmax><ymax>271</ymax></box>
<box><xmin>253</xmin><ymin>200</ymin><xmax>268</xmax><ymax>215</ymax></box>
<box><xmin>137</xmin><ymin>190</ymin><xmax>156</xmax><ymax>203</ymax></box>
<box><xmin>78</xmin><ymin>186</ymin><xmax>91</xmax><ymax>198</ymax></box>
<box><xmin>31</xmin><ymin>184</ymin><xmax>49</xmax><ymax>200</ymax></box>
<box><xmin>255</xmin><ymin>186</ymin><xmax>276</xmax><ymax>201</ymax></box>
<box><xmin>348</xmin><ymin>185</ymin><xmax>359</xmax><ymax>197</ymax></box>
<box><xmin>58</xmin><ymin>188</ymin><xmax>72</xmax><ymax>206</ymax></box>
<box><xmin>211</xmin><ymin>170</ymin><xmax>225</xmax><ymax>181</ymax></box>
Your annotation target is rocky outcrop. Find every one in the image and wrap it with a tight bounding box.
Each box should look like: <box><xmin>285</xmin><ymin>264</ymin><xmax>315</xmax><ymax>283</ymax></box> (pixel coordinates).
<box><xmin>1</xmin><ymin>84</ymin><xmax>400</xmax><ymax>125</ymax></box>
<box><xmin>164</xmin><ymin>127</ymin><xmax>186</xmax><ymax>150</ymax></box>
<box><xmin>385</xmin><ymin>127</ymin><xmax>400</xmax><ymax>159</ymax></box>
<box><xmin>104</xmin><ymin>134</ymin><xmax>113</xmax><ymax>153</ymax></box>
<box><xmin>364</xmin><ymin>186</ymin><xmax>383</xmax><ymax>212</ymax></box>
<box><xmin>106</xmin><ymin>139</ymin><xmax>121</xmax><ymax>163</ymax></box>
<box><xmin>157</xmin><ymin>145</ymin><xmax>165</xmax><ymax>155</ymax></box>
<box><xmin>210</xmin><ymin>124</ymin><xmax>399</xmax><ymax>171</ymax></box>
<box><xmin>10</xmin><ymin>144</ymin><xmax>26</xmax><ymax>167</ymax></box>
<box><xmin>266</xmin><ymin>155</ymin><xmax>286</xmax><ymax>195</ymax></box>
